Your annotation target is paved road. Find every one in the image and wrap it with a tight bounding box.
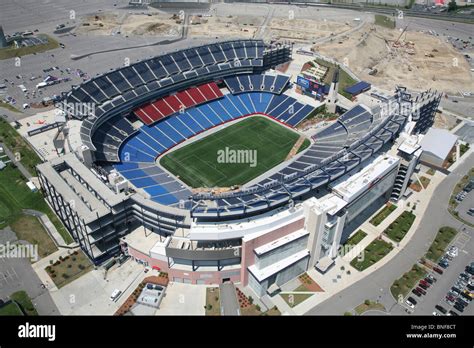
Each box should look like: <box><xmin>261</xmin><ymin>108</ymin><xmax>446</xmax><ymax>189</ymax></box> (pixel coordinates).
<box><xmin>0</xmin><ymin>256</ymin><xmax>59</xmax><ymax>315</ymax></box>
<box><xmin>219</xmin><ymin>282</ymin><xmax>240</xmax><ymax>316</ymax></box>
<box><xmin>305</xmin><ymin>153</ymin><xmax>474</xmax><ymax>315</ymax></box>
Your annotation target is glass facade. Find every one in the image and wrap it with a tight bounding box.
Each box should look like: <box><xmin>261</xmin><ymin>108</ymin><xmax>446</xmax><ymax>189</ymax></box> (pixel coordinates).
<box><xmin>248</xmin><ymin>256</ymin><xmax>309</xmax><ymax>297</ymax></box>
<box><xmin>255</xmin><ymin>235</ymin><xmax>308</xmax><ymax>269</ymax></box>
<box><xmin>345</xmin><ymin>168</ymin><xmax>397</xmax><ymax>225</ymax></box>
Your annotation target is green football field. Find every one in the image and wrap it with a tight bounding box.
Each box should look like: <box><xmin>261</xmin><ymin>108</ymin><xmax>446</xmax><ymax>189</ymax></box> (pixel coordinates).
<box><xmin>160</xmin><ymin>116</ymin><xmax>310</xmax><ymax>188</ymax></box>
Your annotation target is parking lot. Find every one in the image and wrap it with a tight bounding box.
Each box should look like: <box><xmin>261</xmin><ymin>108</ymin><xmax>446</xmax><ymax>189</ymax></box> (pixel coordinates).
<box><xmin>400</xmin><ymin>229</ymin><xmax>473</xmax><ymax>316</ymax></box>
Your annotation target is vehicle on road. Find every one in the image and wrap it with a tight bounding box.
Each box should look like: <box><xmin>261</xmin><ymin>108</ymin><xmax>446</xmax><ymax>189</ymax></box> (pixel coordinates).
<box><xmin>110</xmin><ymin>289</ymin><xmax>122</xmax><ymax>302</ymax></box>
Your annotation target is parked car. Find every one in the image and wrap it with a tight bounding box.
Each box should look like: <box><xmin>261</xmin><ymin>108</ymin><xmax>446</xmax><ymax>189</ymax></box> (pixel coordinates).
<box><xmin>433</xmin><ymin>267</ymin><xmax>444</xmax><ymax>275</ymax></box>
<box><xmin>425</xmin><ymin>277</ymin><xmax>434</xmax><ymax>284</ymax></box>
<box><xmin>406</xmin><ymin>297</ymin><xmax>417</xmax><ymax>308</ymax></box>
<box><xmin>412</xmin><ymin>288</ymin><xmax>422</xmax><ymax>297</ymax></box>
<box><xmin>420</xmin><ymin>279</ymin><xmax>430</xmax><ymax>287</ymax></box>
<box><xmin>448</xmin><ymin>310</ymin><xmax>459</xmax><ymax>316</ymax></box>
<box><xmin>439</xmin><ymin>259</ymin><xmax>449</xmax><ymax>269</ymax></box>
<box><xmin>427</xmin><ymin>274</ymin><xmax>437</xmax><ymax>282</ymax></box>
<box><xmin>460</xmin><ymin>291</ymin><xmax>472</xmax><ymax>302</ymax></box>
<box><xmin>416</xmin><ymin>287</ymin><xmax>426</xmax><ymax>295</ymax></box>
<box><xmin>459</xmin><ymin>273</ymin><xmax>470</xmax><ymax>281</ymax></box>
<box><xmin>419</xmin><ymin>282</ymin><xmax>429</xmax><ymax>290</ymax></box>
<box><xmin>453</xmin><ymin>303</ymin><xmax>464</xmax><ymax>313</ymax></box>
<box><xmin>435</xmin><ymin>304</ymin><xmax>448</xmax><ymax>314</ymax></box>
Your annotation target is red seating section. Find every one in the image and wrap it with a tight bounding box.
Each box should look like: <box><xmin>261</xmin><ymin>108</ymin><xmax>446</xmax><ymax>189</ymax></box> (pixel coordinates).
<box><xmin>134</xmin><ymin>82</ymin><xmax>224</xmax><ymax>125</ymax></box>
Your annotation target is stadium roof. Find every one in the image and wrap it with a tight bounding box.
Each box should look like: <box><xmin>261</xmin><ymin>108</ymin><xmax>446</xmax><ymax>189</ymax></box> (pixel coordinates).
<box><xmin>420</xmin><ymin>128</ymin><xmax>458</xmax><ymax>160</ymax></box>
<box><xmin>344</xmin><ymin>81</ymin><xmax>371</xmax><ymax>96</ymax></box>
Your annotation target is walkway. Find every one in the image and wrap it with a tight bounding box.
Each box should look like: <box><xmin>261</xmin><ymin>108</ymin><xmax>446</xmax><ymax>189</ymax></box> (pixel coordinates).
<box><xmin>219</xmin><ymin>282</ymin><xmax>240</xmax><ymax>316</ymax></box>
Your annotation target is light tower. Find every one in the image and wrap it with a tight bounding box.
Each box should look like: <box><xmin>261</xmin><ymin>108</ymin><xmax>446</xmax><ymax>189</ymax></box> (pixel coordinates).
<box><xmin>326</xmin><ymin>66</ymin><xmax>339</xmax><ymax>114</ymax></box>
<box><xmin>0</xmin><ymin>26</ymin><xmax>8</xmax><ymax>48</ymax></box>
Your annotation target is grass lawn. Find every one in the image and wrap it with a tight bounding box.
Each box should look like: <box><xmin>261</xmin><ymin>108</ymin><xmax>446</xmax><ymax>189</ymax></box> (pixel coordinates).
<box><xmin>370</xmin><ymin>204</ymin><xmax>397</xmax><ymax>226</ymax></box>
<box><xmin>460</xmin><ymin>143</ymin><xmax>470</xmax><ymax>157</ymax></box>
<box><xmin>0</xmin><ymin>118</ymin><xmax>42</xmax><ymax>174</ymax></box>
<box><xmin>420</xmin><ymin>176</ymin><xmax>431</xmax><ymax>189</ymax></box>
<box><xmin>10</xmin><ymin>291</ymin><xmax>38</xmax><ymax>316</ymax></box>
<box><xmin>374</xmin><ymin>14</ymin><xmax>396</xmax><ymax>29</ymax></box>
<box><xmin>384</xmin><ymin>211</ymin><xmax>416</xmax><ymax>243</ymax></box>
<box><xmin>10</xmin><ymin>214</ymin><xmax>57</xmax><ymax>258</ymax></box>
<box><xmin>425</xmin><ymin>226</ymin><xmax>458</xmax><ymax>262</ymax></box>
<box><xmin>313</xmin><ymin>58</ymin><xmax>357</xmax><ymax>99</ymax></box>
<box><xmin>205</xmin><ymin>287</ymin><xmax>221</xmax><ymax>316</ymax></box>
<box><xmin>390</xmin><ymin>264</ymin><xmax>427</xmax><ymax>300</ymax></box>
<box><xmin>0</xmin><ymin>101</ymin><xmax>21</xmax><ymax>113</ymax></box>
<box><xmin>0</xmin><ymin>163</ymin><xmax>73</xmax><ymax>244</ymax></box>
<box><xmin>0</xmin><ymin>34</ymin><xmax>60</xmax><ymax>60</ymax></box>
<box><xmin>280</xmin><ymin>293</ymin><xmax>314</xmax><ymax>308</ymax></box>
<box><xmin>261</xmin><ymin>306</ymin><xmax>281</xmax><ymax>316</ymax></box>
<box><xmin>0</xmin><ymin>302</ymin><xmax>23</xmax><ymax>316</ymax></box>
<box><xmin>160</xmin><ymin>116</ymin><xmax>309</xmax><ymax>187</ymax></box>
<box><xmin>341</xmin><ymin>229</ymin><xmax>367</xmax><ymax>256</ymax></box>
<box><xmin>45</xmin><ymin>250</ymin><xmax>93</xmax><ymax>288</ymax></box>
<box><xmin>350</xmin><ymin>238</ymin><xmax>394</xmax><ymax>272</ymax></box>
<box><xmin>354</xmin><ymin>300</ymin><xmax>386</xmax><ymax>315</ymax></box>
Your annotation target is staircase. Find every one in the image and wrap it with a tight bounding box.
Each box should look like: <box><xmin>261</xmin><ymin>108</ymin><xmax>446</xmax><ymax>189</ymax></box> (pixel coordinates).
<box><xmin>390</xmin><ymin>163</ymin><xmax>408</xmax><ymax>202</ymax></box>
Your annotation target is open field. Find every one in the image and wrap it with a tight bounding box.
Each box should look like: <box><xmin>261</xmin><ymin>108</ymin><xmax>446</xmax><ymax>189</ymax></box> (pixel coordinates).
<box><xmin>10</xmin><ymin>214</ymin><xmax>57</xmax><ymax>258</ymax></box>
<box><xmin>0</xmin><ymin>164</ymin><xmax>72</xmax><ymax>244</ymax></box>
<box><xmin>160</xmin><ymin>116</ymin><xmax>309</xmax><ymax>188</ymax></box>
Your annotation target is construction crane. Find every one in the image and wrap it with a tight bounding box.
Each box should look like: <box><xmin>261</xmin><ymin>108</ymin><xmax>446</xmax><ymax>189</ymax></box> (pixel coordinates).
<box><xmin>393</xmin><ymin>25</ymin><xmax>409</xmax><ymax>47</ymax></box>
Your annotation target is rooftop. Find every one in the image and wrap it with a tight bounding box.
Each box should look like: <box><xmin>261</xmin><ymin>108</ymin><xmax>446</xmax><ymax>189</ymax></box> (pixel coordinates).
<box><xmin>420</xmin><ymin>128</ymin><xmax>458</xmax><ymax>160</ymax></box>
<box><xmin>329</xmin><ymin>154</ymin><xmax>400</xmax><ymax>203</ymax></box>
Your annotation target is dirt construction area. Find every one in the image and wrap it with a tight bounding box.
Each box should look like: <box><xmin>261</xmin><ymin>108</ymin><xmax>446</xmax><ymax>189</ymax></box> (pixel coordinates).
<box><xmin>312</xmin><ymin>23</ymin><xmax>473</xmax><ymax>94</ymax></box>
<box><xmin>76</xmin><ymin>12</ymin><xmax>181</xmax><ymax>37</ymax></box>
<box><xmin>188</xmin><ymin>15</ymin><xmax>260</xmax><ymax>39</ymax></box>
<box><xmin>267</xmin><ymin>18</ymin><xmax>352</xmax><ymax>43</ymax></box>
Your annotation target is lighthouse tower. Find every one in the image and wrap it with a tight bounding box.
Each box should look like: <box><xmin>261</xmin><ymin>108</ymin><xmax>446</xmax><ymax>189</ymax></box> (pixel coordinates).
<box><xmin>326</xmin><ymin>66</ymin><xmax>339</xmax><ymax>114</ymax></box>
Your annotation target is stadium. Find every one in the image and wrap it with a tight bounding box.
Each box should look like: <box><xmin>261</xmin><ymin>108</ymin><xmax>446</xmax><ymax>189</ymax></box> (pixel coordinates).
<box><xmin>36</xmin><ymin>39</ymin><xmax>441</xmax><ymax>296</ymax></box>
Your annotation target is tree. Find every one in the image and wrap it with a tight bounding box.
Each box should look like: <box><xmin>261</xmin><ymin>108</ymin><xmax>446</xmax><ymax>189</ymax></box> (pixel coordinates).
<box><xmin>448</xmin><ymin>0</ymin><xmax>458</xmax><ymax>12</ymax></box>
